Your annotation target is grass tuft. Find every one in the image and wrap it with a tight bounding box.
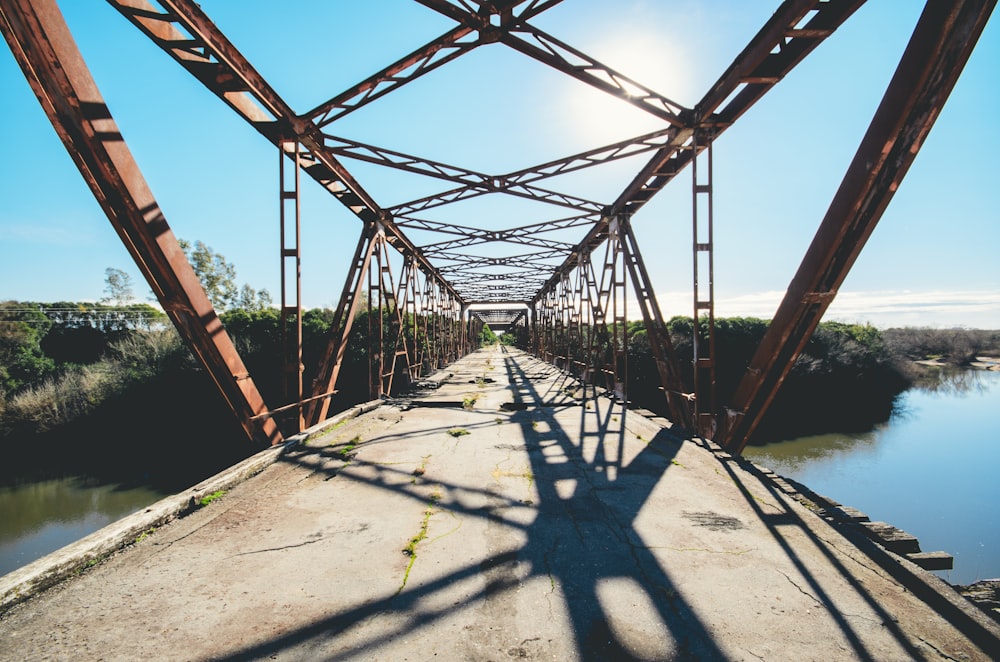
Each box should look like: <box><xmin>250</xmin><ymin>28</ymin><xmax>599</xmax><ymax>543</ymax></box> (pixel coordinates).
<box><xmin>198</xmin><ymin>490</ymin><xmax>226</xmax><ymax>507</ymax></box>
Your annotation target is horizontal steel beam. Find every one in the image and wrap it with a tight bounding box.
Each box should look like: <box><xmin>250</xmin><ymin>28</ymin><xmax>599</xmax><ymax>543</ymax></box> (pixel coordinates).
<box><xmin>305</xmin><ymin>25</ymin><xmax>481</xmax><ymax>126</ymax></box>
<box><xmin>389</xmin><ymin>179</ymin><xmax>605</xmax><ymax>216</ymax></box>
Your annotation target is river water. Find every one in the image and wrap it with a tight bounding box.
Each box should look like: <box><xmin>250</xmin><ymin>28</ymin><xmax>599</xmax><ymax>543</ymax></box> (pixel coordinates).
<box><xmin>744</xmin><ymin>367</ymin><xmax>1000</xmax><ymax>586</ymax></box>
<box><xmin>0</xmin><ymin>477</ymin><xmax>165</xmax><ymax>577</ymax></box>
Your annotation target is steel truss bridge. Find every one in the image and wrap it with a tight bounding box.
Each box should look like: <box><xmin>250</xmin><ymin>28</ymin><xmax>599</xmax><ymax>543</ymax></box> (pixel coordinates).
<box><xmin>2</xmin><ymin>0</ymin><xmax>993</xmax><ymax>454</ymax></box>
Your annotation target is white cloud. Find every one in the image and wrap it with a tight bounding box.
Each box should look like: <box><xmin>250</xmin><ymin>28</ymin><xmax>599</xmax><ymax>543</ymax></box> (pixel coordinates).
<box><xmin>703</xmin><ymin>289</ymin><xmax>1000</xmax><ymax>329</ymax></box>
<box><xmin>823</xmin><ymin>290</ymin><xmax>1000</xmax><ymax>328</ymax></box>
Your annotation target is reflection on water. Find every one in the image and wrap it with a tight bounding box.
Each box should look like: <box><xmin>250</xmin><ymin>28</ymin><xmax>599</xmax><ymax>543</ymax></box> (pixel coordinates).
<box><xmin>745</xmin><ymin>368</ymin><xmax>1000</xmax><ymax>586</ymax></box>
<box><xmin>0</xmin><ymin>477</ymin><xmax>164</xmax><ymax>577</ymax></box>
<box><xmin>911</xmin><ymin>365</ymin><xmax>995</xmax><ymax>396</ymax></box>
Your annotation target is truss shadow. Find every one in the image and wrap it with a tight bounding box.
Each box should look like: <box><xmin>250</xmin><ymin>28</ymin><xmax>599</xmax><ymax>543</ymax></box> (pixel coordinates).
<box><xmin>212</xmin><ymin>349</ymin><xmax>938</xmax><ymax>660</ymax></box>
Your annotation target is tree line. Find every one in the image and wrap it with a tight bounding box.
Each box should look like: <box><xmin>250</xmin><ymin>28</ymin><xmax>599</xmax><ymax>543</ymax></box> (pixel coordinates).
<box><xmin>3</xmin><ymin>239</ymin><xmax>998</xmax><ymax>485</ymax></box>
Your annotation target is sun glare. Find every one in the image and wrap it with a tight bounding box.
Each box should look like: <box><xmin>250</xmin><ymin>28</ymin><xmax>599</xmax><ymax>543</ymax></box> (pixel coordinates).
<box><xmin>563</xmin><ymin>33</ymin><xmax>693</xmax><ymax>144</ymax></box>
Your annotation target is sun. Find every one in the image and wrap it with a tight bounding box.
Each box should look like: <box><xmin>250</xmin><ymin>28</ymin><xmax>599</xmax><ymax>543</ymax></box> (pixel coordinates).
<box><xmin>562</xmin><ymin>33</ymin><xmax>693</xmax><ymax>145</ymax></box>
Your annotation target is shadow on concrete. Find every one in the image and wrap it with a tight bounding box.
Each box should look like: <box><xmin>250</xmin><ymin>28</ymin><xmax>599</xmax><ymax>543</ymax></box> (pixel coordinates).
<box><xmin>211</xmin><ymin>348</ymin><xmax>934</xmax><ymax>661</ymax></box>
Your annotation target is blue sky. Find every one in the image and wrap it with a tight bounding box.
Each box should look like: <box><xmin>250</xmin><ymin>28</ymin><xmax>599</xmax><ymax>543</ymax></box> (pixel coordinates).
<box><xmin>1</xmin><ymin>1</ymin><xmax>998</xmax><ymax>328</ymax></box>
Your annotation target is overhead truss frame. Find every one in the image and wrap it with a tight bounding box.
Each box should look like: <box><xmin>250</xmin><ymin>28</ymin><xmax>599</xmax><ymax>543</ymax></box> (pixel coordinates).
<box><xmin>1</xmin><ymin>0</ymin><xmax>993</xmax><ymax>451</ymax></box>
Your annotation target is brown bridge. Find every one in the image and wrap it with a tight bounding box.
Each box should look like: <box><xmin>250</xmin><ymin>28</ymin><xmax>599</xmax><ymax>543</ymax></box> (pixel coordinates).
<box><xmin>3</xmin><ymin>0</ymin><xmax>995</xmax><ymax>454</ymax></box>
<box><xmin>2</xmin><ymin>2</ymin><xmax>999</xmax><ymax>658</ymax></box>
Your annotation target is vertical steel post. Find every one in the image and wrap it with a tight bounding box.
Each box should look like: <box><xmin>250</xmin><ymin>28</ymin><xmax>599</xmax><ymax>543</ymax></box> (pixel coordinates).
<box><xmin>305</xmin><ymin>225</ymin><xmax>377</xmax><ymax>426</ymax></box>
<box><xmin>367</xmin><ymin>231</ymin><xmax>383</xmax><ymax>399</ymax></box>
<box><xmin>279</xmin><ymin>140</ymin><xmax>303</xmax><ymax>433</ymax></box>
<box><xmin>619</xmin><ymin>220</ymin><xmax>692</xmax><ymax>429</ymax></box>
<box><xmin>691</xmin><ymin>133</ymin><xmax>717</xmax><ymax>438</ymax></box>
<box><xmin>397</xmin><ymin>256</ymin><xmax>420</xmax><ymax>384</ymax></box>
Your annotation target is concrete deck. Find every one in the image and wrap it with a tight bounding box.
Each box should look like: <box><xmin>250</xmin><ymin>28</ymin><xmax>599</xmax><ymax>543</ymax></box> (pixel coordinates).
<box><xmin>1</xmin><ymin>347</ymin><xmax>998</xmax><ymax>660</ymax></box>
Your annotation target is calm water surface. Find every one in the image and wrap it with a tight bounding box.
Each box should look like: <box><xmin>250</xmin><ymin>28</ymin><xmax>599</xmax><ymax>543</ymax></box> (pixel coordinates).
<box><xmin>0</xmin><ymin>477</ymin><xmax>165</xmax><ymax>576</ymax></box>
<box><xmin>744</xmin><ymin>368</ymin><xmax>1000</xmax><ymax>586</ymax></box>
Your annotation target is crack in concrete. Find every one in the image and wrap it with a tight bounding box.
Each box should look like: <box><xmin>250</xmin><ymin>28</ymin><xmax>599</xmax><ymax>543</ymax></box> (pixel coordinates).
<box><xmin>540</xmin><ymin>537</ymin><xmax>560</xmax><ymax>622</ymax></box>
<box><xmin>814</xmin><ymin>532</ymin><xmax>887</xmax><ymax>578</ymax></box>
<box><xmin>916</xmin><ymin>636</ymin><xmax>960</xmax><ymax>661</ymax></box>
<box><xmin>427</xmin><ymin>508</ymin><xmax>463</xmax><ymax>544</ymax></box>
<box><xmin>570</xmin><ymin>438</ymin><xmax>629</xmax><ymax>546</ymax></box>
<box><xmin>839</xmin><ymin>610</ymin><xmax>885</xmax><ymax>626</ymax></box>
<box><xmin>776</xmin><ymin>569</ymin><xmax>823</xmax><ymax>607</ymax></box>
<box><xmin>639</xmin><ymin>544</ymin><xmax>757</xmax><ymax>556</ymax></box>
<box><xmin>146</xmin><ymin>502</ymin><xmax>242</xmax><ymax>558</ymax></box>
<box><xmin>397</xmin><ymin>485</ymin><xmax>443</xmax><ymax>595</ymax></box>
<box><xmin>228</xmin><ymin>536</ymin><xmax>326</xmax><ymax>558</ymax></box>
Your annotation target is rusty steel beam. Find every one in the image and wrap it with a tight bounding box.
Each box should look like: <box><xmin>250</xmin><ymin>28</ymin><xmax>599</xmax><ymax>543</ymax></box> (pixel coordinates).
<box><xmin>389</xmin><ymin>179</ymin><xmax>605</xmax><ymax>216</ymax></box>
<box><xmin>503</xmin><ymin>127</ymin><xmax>679</xmax><ymax>186</ymax></box>
<box><xmin>278</xmin><ymin>141</ymin><xmax>304</xmax><ymax>434</ymax></box>
<box><xmin>0</xmin><ymin>0</ymin><xmax>281</xmax><ymax>446</ymax></box>
<box><xmin>107</xmin><ymin>0</ymin><xmax>465</xmax><ymax>307</ymax></box>
<box><xmin>418</xmin><ymin>0</ymin><xmax>688</xmax><ymax>126</ymax></box>
<box><xmin>330</xmin><ymin>127</ymin><xmax>668</xmax><ymax>218</ymax></box>
<box><xmin>414</xmin><ymin>0</ymin><xmax>567</xmax><ymax>27</ymax></box>
<box><xmin>612</xmin><ymin>0</ymin><xmax>866</xmax><ymax>219</ymax></box>
<box><xmin>696</xmin><ymin>0</ymin><xmax>865</xmax><ymax>126</ymax></box>
<box><xmin>322</xmin><ymin>134</ymin><xmax>491</xmax><ymax>187</ymax></box>
<box><xmin>422</xmin><ymin>233</ymin><xmax>574</xmax><ymax>255</ymax></box>
<box><xmin>534</xmin><ymin>0</ymin><xmax>870</xmax><ymax>312</ymax></box>
<box><xmin>437</xmin><ymin>249</ymin><xmax>567</xmax><ymax>272</ymax></box>
<box><xmin>452</xmin><ymin>272</ymin><xmax>546</xmax><ymax>283</ymax></box>
<box><xmin>305</xmin><ymin>225</ymin><xmax>377</xmax><ymax>426</ymax></box>
<box><xmin>303</xmin><ymin>0</ymin><xmax>577</xmax><ymax>126</ymax></box>
<box><xmin>106</xmin><ymin>0</ymin><xmax>379</xmax><ymax>215</ymax></box>
<box><xmin>395</xmin><ymin>213</ymin><xmax>596</xmax><ymax>243</ymax></box>
<box><xmin>500</xmin><ymin>23</ymin><xmax>689</xmax><ymax>127</ymax></box>
<box><xmin>305</xmin><ymin>25</ymin><xmax>481</xmax><ymax>127</ymax></box>
<box><xmin>719</xmin><ymin>0</ymin><xmax>996</xmax><ymax>454</ymax></box>
<box><xmin>690</xmin><ymin>134</ymin><xmax>717</xmax><ymax>439</ymax></box>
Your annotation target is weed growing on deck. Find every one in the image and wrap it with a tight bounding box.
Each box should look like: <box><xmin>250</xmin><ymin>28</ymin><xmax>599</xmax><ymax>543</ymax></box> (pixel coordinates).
<box><xmin>411</xmin><ymin>455</ymin><xmax>431</xmax><ymax>484</ymax></box>
<box><xmin>398</xmin><ymin>486</ymin><xmax>443</xmax><ymax>593</ymax></box>
<box><xmin>447</xmin><ymin>427</ymin><xmax>470</xmax><ymax>438</ymax></box>
<box><xmin>198</xmin><ymin>490</ymin><xmax>226</xmax><ymax>507</ymax></box>
<box><xmin>134</xmin><ymin>527</ymin><xmax>157</xmax><ymax>544</ymax></box>
<box><xmin>338</xmin><ymin>435</ymin><xmax>362</xmax><ymax>460</ymax></box>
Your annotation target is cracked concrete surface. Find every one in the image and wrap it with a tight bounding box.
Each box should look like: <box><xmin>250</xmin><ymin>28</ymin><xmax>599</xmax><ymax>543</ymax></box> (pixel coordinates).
<box><xmin>1</xmin><ymin>346</ymin><xmax>997</xmax><ymax>661</ymax></box>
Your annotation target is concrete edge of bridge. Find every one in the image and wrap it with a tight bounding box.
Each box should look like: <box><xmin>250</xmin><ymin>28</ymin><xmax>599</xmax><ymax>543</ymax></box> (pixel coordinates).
<box><xmin>0</xmin><ymin>398</ymin><xmax>385</xmax><ymax>617</ymax></box>
<box><xmin>774</xmin><ymin>476</ymin><xmax>1000</xmax><ymax>647</ymax></box>
<box><xmin>680</xmin><ymin>431</ymin><xmax>1000</xmax><ymax>651</ymax></box>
